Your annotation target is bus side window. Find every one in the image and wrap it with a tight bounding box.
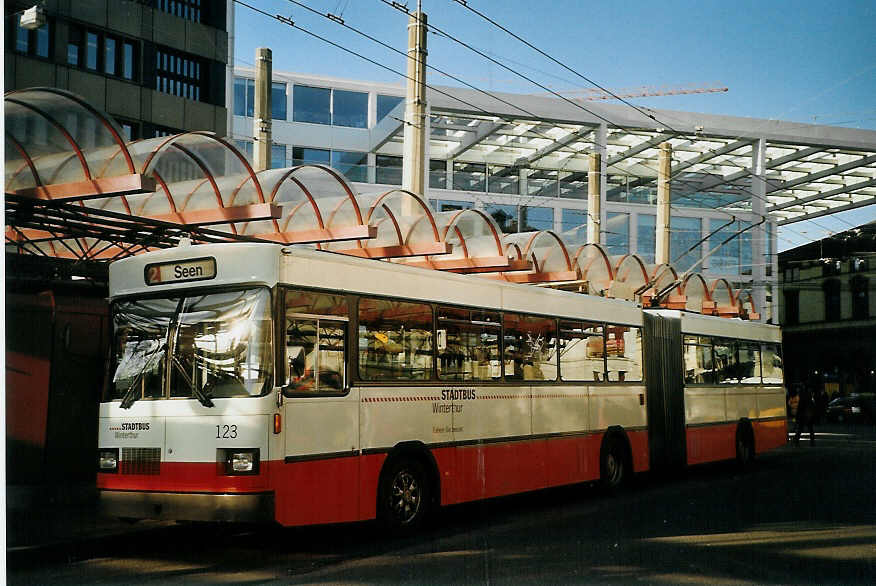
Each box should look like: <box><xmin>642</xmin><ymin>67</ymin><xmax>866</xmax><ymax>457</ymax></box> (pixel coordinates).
<box><xmin>605</xmin><ymin>325</ymin><xmax>642</xmax><ymax>383</ymax></box>
<box><xmin>283</xmin><ymin>288</ymin><xmax>349</xmax><ymax>394</ymax></box>
<box><xmin>559</xmin><ymin>321</ymin><xmax>604</xmax><ymax>382</ymax></box>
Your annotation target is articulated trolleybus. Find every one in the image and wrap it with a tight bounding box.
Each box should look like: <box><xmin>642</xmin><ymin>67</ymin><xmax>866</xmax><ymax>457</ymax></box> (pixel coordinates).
<box><xmin>99</xmin><ymin>242</ymin><xmax>786</xmax><ymax>528</ymax></box>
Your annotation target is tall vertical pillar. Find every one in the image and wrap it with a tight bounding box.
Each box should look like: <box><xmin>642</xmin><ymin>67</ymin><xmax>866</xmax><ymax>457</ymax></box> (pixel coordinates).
<box><xmin>656</xmin><ymin>142</ymin><xmax>672</xmax><ymax>265</ymax></box>
<box><xmin>596</xmin><ymin>123</ymin><xmax>608</xmax><ymax>242</ymax></box>
<box><xmin>751</xmin><ymin>138</ymin><xmax>768</xmax><ymax>321</ymax></box>
<box><xmin>253</xmin><ymin>47</ymin><xmax>272</xmax><ymax>172</ymax></box>
<box><xmin>402</xmin><ymin>10</ymin><xmax>427</xmax><ymax>196</ymax></box>
<box><xmin>587</xmin><ymin>152</ymin><xmax>602</xmax><ymax>244</ymax></box>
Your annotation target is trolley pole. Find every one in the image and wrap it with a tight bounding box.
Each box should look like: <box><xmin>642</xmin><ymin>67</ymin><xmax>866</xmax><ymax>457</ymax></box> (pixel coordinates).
<box><xmin>253</xmin><ymin>47</ymin><xmax>272</xmax><ymax>172</ymax></box>
<box><xmin>402</xmin><ymin>8</ymin><xmax>427</xmax><ymax>197</ymax></box>
<box><xmin>587</xmin><ymin>152</ymin><xmax>602</xmax><ymax>244</ymax></box>
<box><xmin>656</xmin><ymin>142</ymin><xmax>672</xmax><ymax>265</ymax></box>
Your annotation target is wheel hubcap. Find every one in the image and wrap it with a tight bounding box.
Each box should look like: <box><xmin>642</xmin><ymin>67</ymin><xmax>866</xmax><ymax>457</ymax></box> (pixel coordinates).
<box><xmin>390</xmin><ymin>470</ymin><xmax>421</xmax><ymax>524</ymax></box>
<box><xmin>606</xmin><ymin>453</ymin><xmax>622</xmax><ymax>485</ymax></box>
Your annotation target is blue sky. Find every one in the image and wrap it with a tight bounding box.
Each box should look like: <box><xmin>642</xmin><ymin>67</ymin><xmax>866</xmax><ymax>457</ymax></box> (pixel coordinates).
<box><xmin>233</xmin><ymin>0</ymin><xmax>876</xmax><ymax>250</ymax></box>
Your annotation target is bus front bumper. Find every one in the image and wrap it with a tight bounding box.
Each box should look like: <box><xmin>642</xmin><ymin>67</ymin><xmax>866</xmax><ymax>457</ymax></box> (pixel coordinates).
<box><xmin>99</xmin><ymin>490</ymin><xmax>275</xmax><ymax>523</ymax></box>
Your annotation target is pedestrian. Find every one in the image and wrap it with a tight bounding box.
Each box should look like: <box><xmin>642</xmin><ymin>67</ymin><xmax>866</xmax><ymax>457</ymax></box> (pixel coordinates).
<box><xmin>793</xmin><ymin>383</ymin><xmax>816</xmax><ymax>446</ymax></box>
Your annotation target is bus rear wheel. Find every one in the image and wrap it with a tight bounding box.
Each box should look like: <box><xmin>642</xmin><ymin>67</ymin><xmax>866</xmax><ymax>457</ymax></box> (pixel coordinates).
<box><xmin>599</xmin><ymin>437</ymin><xmax>628</xmax><ymax>492</ymax></box>
<box><xmin>378</xmin><ymin>458</ymin><xmax>431</xmax><ymax>532</ymax></box>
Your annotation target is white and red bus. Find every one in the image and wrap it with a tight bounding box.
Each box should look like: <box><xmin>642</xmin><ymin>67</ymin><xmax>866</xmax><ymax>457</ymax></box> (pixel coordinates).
<box><xmin>98</xmin><ymin>242</ymin><xmax>786</xmax><ymax>528</ymax></box>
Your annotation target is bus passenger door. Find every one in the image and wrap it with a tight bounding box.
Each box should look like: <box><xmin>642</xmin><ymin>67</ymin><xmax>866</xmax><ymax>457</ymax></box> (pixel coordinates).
<box><xmin>279</xmin><ymin>316</ymin><xmax>359</xmax><ymax>525</ymax></box>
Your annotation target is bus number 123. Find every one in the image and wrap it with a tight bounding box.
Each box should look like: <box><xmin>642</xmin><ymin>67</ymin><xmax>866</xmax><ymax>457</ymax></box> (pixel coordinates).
<box><xmin>216</xmin><ymin>424</ymin><xmax>237</xmax><ymax>439</ymax></box>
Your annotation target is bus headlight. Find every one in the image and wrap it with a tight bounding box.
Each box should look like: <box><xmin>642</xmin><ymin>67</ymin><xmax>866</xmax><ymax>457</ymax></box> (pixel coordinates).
<box><xmin>224</xmin><ymin>449</ymin><xmax>260</xmax><ymax>475</ymax></box>
<box><xmin>98</xmin><ymin>448</ymin><xmax>119</xmax><ymax>473</ymax></box>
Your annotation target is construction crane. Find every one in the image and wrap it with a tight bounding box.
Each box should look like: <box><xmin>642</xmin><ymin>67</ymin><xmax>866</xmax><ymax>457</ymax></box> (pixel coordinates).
<box><xmin>561</xmin><ymin>83</ymin><xmax>729</xmax><ymax>101</ymax></box>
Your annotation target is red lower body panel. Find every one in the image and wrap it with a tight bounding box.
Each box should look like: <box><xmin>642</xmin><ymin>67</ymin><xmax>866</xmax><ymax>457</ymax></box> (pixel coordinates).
<box><xmin>686</xmin><ymin>423</ymin><xmax>737</xmax><ymax>466</ymax></box>
<box><xmin>753</xmin><ymin>418</ymin><xmax>787</xmax><ymax>453</ymax></box>
<box><xmin>99</xmin><ymin>430</ymin><xmax>653</xmax><ymax>526</ymax></box>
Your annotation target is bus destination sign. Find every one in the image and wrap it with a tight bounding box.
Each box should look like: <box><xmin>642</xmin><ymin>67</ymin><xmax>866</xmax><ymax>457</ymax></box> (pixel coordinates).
<box><xmin>145</xmin><ymin>257</ymin><xmax>216</xmax><ymax>286</ymax></box>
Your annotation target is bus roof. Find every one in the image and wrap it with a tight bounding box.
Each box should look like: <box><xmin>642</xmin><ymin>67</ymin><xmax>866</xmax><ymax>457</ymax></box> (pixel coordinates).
<box><xmin>108</xmin><ymin>243</ymin><xmax>644</xmax><ymax>325</ymax></box>
<box><xmin>647</xmin><ymin>309</ymin><xmax>782</xmax><ymax>343</ymax></box>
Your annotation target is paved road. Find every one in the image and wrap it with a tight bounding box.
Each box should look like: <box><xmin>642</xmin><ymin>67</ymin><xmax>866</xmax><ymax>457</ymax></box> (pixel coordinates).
<box><xmin>9</xmin><ymin>425</ymin><xmax>876</xmax><ymax>584</ymax></box>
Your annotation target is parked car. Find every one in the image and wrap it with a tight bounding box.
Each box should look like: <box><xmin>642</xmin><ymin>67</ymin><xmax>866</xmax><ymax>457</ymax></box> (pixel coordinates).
<box><xmin>825</xmin><ymin>394</ymin><xmax>876</xmax><ymax>423</ymax></box>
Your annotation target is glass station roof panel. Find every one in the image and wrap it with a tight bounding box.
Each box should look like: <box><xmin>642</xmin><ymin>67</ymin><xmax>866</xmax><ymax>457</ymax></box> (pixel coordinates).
<box><xmin>503</xmin><ymin>231</ymin><xmax>571</xmax><ymax>273</ymax></box>
<box><xmin>682</xmin><ymin>273</ymin><xmax>710</xmax><ymax>313</ymax></box>
<box><xmin>710</xmin><ymin>278</ymin><xmax>736</xmax><ymax>309</ymax></box>
<box><xmin>431</xmin><ymin>209</ymin><xmax>504</xmax><ymax>260</ymax></box>
<box><xmin>572</xmin><ymin>243</ymin><xmax>613</xmax><ymax>294</ymax></box>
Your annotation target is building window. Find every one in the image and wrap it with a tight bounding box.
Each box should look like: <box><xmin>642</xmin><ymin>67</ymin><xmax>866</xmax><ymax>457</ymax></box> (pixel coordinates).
<box><xmin>559</xmin><ymin>171</ymin><xmax>587</xmax><ymax>199</ymax></box>
<box><xmin>453</xmin><ymin>161</ymin><xmax>486</xmax><ymax>192</ymax></box>
<box><xmin>376</xmin><ymin>155</ymin><xmax>402</xmax><ymax>185</ymax></box>
<box><xmin>433</xmin><ymin>200</ymin><xmax>472</xmax><ymax>212</ymax></box>
<box><xmin>488</xmin><ymin>165</ymin><xmax>519</xmax><ymax>195</ymax></box>
<box><xmin>272</xmin><ymin>82</ymin><xmax>287</xmax><ymax>120</ymax></box>
<box><xmin>560</xmin><ymin>208</ymin><xmax>588</xmax><ymax>235</ymax></box>
<box><xmin>851</xmin><ymin>276</ymin><xmax>869</xmax><ymax>320</ymax></box>
<box><xmin>234</xmin><ymin>78</ymin><xmax>254</xmax><ymax>117</ymax></box>
<box><xmin>824</xmin><ymin>279</ymin><xmax>841</xmax><ymax>322</ymax></box>
<box><xmin>293</xmin><ymin>85</ymin><xmax>331</xmax><ymax>125</ymax></box>
<box><xmin>67</xmin><ymin>27</ymin><xmax>138</xmax><ymax>81</ymax></box>
<box><xmin>233</xmin><ymin>139</ymin><xmax>254</xmax><ymax>159</ymax></box>
<box><xmin>671</xmin><ymin>216</ymin><xmax>702</xmax><ymax>272</ymax></box>
<box><xmin>104</xmin><ymin>37</ymin><xmax>116</xmax><ymax>75</ymax></box>
<box><xmin>86</xmin><ymin>32</ymin><xmax>98</xmax><ymax>69</ymax></box>
<box><xmin>331</xmin><ymin>150</ymin><xmax>368</xmax><ymax>183</ymax></box>
<box><xmin>377</xmin><ymin>94</ymin><xmax>404</xmax><ymax>122</ymax></box>
<box><xmin>292</xmin><ymin>147</ymin><xmax>330</xmax><ymax>166</ymax></box>
<box><xmin>156</xmin><ymin>48</ymin><xmax>205</xmax><ymax>101</ymax></box>
<box><xmin>271</xmin><ymin>144</ymin><xmax>286</xmax><ymax>169</ymax></box>
<box><xmin>292</xmin><ymin>86</ymin><xmax>368</xmax><ymax>128</ymax></box>
<box><xmin>429</xmin><ymin>159</ymin><xmax>447</xmax><ymax>189</ymax></box>
<box><xmin>486</xmin><ymin>204</ymin><xmax>518</xmax><ymax>234</ymax></box>
<box><xmin>637</xmin><ymin>214</ymin><xmax>656</xmax><ymax>263</ymax></box>
<box><xmin>605</xmin><ymin>212</ymin><xmax>629</xmax><ymax>255</ymax></box>
<box><xmin>520</xmin><ymin>206</ymin><xmax>553</xmax><ymax>232</ymax></box>
<box><xmin>784</xmin><ymin>289</ymin><xmax>799</xmax><ymax>326</ymax></box>
<box><xmin>11</xmin><ymin>15</ymin><xmax>50</xmax><ymax>58</ymax></box>
<box><xmin>156</xmin><ymin>0</ymin><xmax>204</xmax><ymax>23</ymax></box>
<box><xmin>333</xmin><ymin>89</ymin><xmax>368</xmax><ymax>128</ymax></box>
<box><xmin>527</xmin><ymin>168</ymin><xmax>558</xmax><ymax>197</ymax></box>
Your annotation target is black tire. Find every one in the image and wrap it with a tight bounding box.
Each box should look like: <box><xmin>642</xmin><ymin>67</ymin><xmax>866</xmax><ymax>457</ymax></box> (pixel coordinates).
<box><xmin>378</xmin><ymin>457</ymin><xmax>431</xmax><ymax>532</ymax></box>
<box><xmin>736</xmin><ymin>424</ymin><xmax>755</xmax><ymax>468</ymax></box>
<box><xmin>599</xmin><ymin>436</ymin><xmax>628</xmax><ymax>492</ymax></box>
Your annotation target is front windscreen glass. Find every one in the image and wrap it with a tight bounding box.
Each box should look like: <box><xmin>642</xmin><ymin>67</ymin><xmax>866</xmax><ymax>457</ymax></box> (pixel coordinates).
<box><xmin>108</xmin><ymin>288</ymin><xmax>273</xmax><ymax>404</ymax></box>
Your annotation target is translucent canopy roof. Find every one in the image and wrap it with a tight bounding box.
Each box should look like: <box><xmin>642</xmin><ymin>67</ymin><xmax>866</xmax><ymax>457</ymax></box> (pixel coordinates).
<box><xmin>6</xmin><ymin>87</ymin><xmax>760</xmax><ymax>319</ymax></box>
<box><xmin>608</xmin><ymin>254</ymin><xmax>649</xmax><ymax>300</ymax></box>
<box><xmin>571</xmin><ymin>243</ymin><xmax>613</xmax><ymax>295</ymax></box>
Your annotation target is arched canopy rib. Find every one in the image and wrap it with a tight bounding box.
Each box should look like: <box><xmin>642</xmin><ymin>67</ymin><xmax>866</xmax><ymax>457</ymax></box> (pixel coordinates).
<box><xmin>710</xmin><ymin>278</ymin><xmax>739</xmax><ymax>317</ymax></box>
<box><xmin>401</xmin><ymin>209</ymin><xmax>527</xmax><ymax>272</ymax></box>
<box><xmin>333</xmin><ymin>189</ymin><xmax>450</xmax><ymax>259</ymax></box>
<box><xmin>572</xmin><ymin>243</ymin><xmax>613</xmax><ymax>295</ymax></box>
<box><xmin>680</xmin><ymin>273</ymin><xmax>715</xmax><ymax>314</ymax></box>
<box><xmin>641</xmin><ymin>263</ymin><xmax>686</xmax><ymax>309</ymax></box>
<box><xmin>736</xmin><ymin>289</ymin><xmax>760</xmax><ymax>321</ymax></box>
<box><xmin>247</xmin><ymin>165</ymin><xmax>374</xmax><ymax>244</ymax></box>
<box><xmin>608</xmin><ymin>254</ymin><xmax>649</xmax><ymax>300</ymax></box>
<box><xmin>491</xmin><ymin>230</ymin><xmax>575</xmax><ymax>283</ymax></box>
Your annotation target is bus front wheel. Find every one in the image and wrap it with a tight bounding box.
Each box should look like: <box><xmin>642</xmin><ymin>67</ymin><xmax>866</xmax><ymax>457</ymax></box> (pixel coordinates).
<box><xmin>378</xmin><ymin>457</ymin><xmax>431</xmax><ymax>532</ymax></box>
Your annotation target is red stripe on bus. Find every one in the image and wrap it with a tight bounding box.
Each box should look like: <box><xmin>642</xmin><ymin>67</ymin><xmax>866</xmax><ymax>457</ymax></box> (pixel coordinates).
<box><xmin>753</xmin><ymin>418</ymin><xmax>787</xmax><ymax>453</ymax></box>
<box><xmin>97</xmin><ymin>461</ymin><xmax>271</xmax><ymax>492</ymax></box>
<box><xmin>685</xmin><ymin>423</ymin><xmax>737</xmax><ymax>466</ymax></box>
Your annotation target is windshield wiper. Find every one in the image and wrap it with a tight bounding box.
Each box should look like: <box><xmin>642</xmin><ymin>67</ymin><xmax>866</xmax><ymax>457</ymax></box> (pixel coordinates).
<box><xmin>120</xmin><ymin>343</ymin><xmax>166</xmax><ymax>409</ymax></box>
<box><xmin>171</xmin><ymin>356</ymin><xmax>215</xmax><ymax>408</ymax></box>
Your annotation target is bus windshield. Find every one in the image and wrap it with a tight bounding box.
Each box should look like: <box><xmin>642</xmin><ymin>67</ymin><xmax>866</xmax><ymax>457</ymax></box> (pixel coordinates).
<box><xmin>108</xmin><ymin>288</ymin><xmax>273</xmax><ymax>405</ymax></box>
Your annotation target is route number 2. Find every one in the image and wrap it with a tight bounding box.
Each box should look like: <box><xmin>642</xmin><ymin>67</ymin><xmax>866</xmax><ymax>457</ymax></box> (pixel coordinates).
<box><xmin>216</xmin><ymin>424</ymin><xmax>238</xmax><ymax>439</ymax></box>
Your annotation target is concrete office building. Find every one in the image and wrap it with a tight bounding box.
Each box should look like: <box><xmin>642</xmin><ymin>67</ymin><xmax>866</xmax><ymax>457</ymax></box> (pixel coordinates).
<box><xmin>5</xmin><ymin>0</ymin><xmax>231</xmax><ymax>139</ymax></box>
<box><xmin>229</xmin><ymin>69</ymin><xmax>876</xmax><ymax>323</ymax></box>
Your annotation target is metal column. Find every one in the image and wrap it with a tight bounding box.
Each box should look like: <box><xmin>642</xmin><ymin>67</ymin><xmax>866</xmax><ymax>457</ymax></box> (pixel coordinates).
<box><xmin>402</xmin><ymin>10</ymin><xmax>428</xmax><ymax>196</ymax></box>
<box><xmin>656</xmin><ymin>142</ymin><xmax>671</xmax><ymax>265</ymax></box>
<box><xmin>253</xmin><ymin>47</ymin><xmax>272</xmax><ymax>172</ymax></box>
